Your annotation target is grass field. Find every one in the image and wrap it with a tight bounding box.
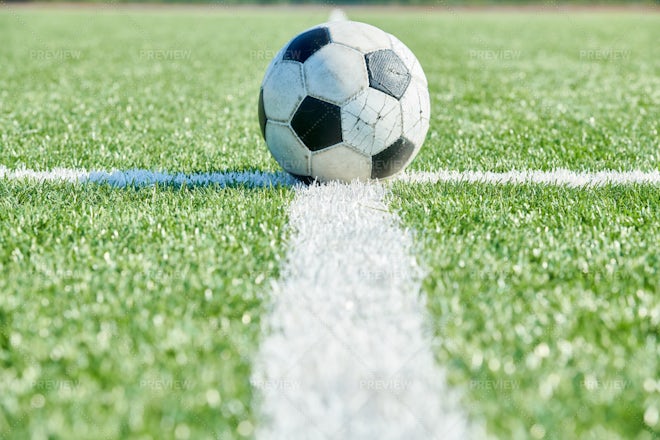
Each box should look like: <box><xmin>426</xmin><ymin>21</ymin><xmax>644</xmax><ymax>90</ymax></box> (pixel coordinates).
<box><xmin>1</xmin><ymin>5</ymin><xmax>659</xmax><ymax>440</ymax></box>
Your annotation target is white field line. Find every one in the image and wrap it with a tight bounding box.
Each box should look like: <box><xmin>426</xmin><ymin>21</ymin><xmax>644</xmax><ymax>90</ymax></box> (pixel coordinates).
<box><xmin>2</xmin><ymin>165</ymin><xmax>660</xmax><ymax>187</ymax></box>
<box><xmin>252</xmin><ymin>182</ymin><xmax>469</xmax><ymax>439</ymax></box>
<box><xmin>0</xmin><ymin>166</ymin><xmax>88</xmax><ymax>183</ymax></box>
<box><xmin>402</xmin><ymin>169</ymin><xmax>660</xmax><ymax>187</ymax></box>
<box><xmin>0</xmin><ymin>166</ymin><xmax>296</xmax><ymax>187</ymax></box>
<box><xmin>3</xmin><ymin>163</ymin><xmax>658</xmax><ymax>439</ymax></box>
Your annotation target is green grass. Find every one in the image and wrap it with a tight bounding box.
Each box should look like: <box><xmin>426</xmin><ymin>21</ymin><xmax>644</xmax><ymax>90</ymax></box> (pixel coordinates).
<box><xmin>0</xmin><ymin>181</ymin><xmax>292</xmax><ymax>438</ymax></box>
<box><xmin>0</xmin><ymin>8</ymin><xmax>326</xmax><ymax>172</ymax></box>
<box><xmin>1</xmin><ymin>6</ymin><xmax>659</xmax><ymax>440</ymax></box>
<box><xmin>390</xmin><ymin>183</ymin><xmax>660</xmax><ymax>439</ymax></box>
<box><xmin>2</xmin><ymin>9</ymin><xmax>658</xmax><ymax>173</ymax></box>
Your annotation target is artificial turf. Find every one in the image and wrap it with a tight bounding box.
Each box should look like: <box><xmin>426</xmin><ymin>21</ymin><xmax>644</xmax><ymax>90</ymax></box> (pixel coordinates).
<box><xmin>0</xmin><ymin>180</ymin><xmax>291</xmax><ymax>438</ymax></box>
<box><xmin>390</xmin><ymin>183</ymin><xmax>660</xmax><ymax>439</ymax></box>
<box><xmin>1</xmin><ymin>6</ymin><xmax>659</xmax><ymax>439</ymax></box>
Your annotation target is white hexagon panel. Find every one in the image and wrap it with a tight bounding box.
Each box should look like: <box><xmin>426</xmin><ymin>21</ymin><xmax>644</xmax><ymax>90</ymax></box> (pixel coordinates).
<box><xmin>304</xmin><ymin>44</ymin><xmax>369</xmax><ymax>106</ymax></box>
<box><xmin>399</xmin><ymin>80</ymin><xmax>431</xmax><ymax>150</ymax></box>
<box><xmin>311</xmin><ymin>144</ymin><xmax>372</xmax><ymax>182</ymax></box>
<box><xmin>264</xmin><ymin>121</ymin><xmax>310</xmax><ymax>176</ymax></box>
<box><xmin>341</xmin><ymin>88</ymin><xmax>402</xmax><ymax>156</ymax></box>
<box><xmin>261</xmin><ymin>61</ymin><xmax>306</xmax><ymax>122</ymax></box>
<box><xmin>326</xmin><ymin>21</ymin><xmax>391</xmax><ymax>53</ymax></box>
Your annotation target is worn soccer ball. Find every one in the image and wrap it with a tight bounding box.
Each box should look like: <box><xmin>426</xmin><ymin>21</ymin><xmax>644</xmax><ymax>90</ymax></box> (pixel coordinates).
<box><xmin>258</xmin><ymin>21</ymin><xmax>430</xmax><ymax>182</ymax></box>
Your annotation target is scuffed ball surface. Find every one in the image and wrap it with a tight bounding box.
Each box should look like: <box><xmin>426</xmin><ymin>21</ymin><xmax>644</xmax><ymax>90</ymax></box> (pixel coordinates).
<box><xmin>258</xmin><ymin>21</ymin><xmax>430</xmax><ymax>182</ymax></box>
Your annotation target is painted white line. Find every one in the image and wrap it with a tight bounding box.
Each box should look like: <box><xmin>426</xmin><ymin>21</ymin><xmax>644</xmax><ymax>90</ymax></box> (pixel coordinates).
<box><xmin>0</xmin><ymin>166</ymin><xmax>296</xmax><ymax>188</ymax></box>
<box><xmin>401</xmin><ymin>169</ymin><xmax>660</xmax><ymax>187</ymax></box>
<box><xmin>252</xmin><ymin>182</ymin><xmax>469</xmax><ymax>439</ymax></box>
<box><xmin>3</xmin><ymin>165</ymin><xmax>659</xmax><ymax>188</ymax></box>
<box><xmin>5</xmin><ymin>162</ymin><xmax>656</xmax><ymax>437</ymax></box>
<box><xmin>0</xmin><ymin>166</ymin><xmax>87</xmax><ymax>183</ymax></box>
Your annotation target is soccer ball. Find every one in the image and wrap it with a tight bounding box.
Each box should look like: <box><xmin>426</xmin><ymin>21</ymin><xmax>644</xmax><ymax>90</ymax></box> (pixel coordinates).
<box><xmin>258</xmin><ymin>21</ymin><xmax>430</xmax><ymax>182</ymax></box>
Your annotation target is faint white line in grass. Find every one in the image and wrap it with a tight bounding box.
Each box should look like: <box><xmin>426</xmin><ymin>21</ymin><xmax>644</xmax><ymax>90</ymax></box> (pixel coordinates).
<box><xmin>252</xmin><ymin>182</ymin><xmax>470</xmax><ymax>439</ymax></box>
<box><xmin>328</xmin><ymin>8</ymin><xmax>349</xmax><ymax>22</ymax></box>
<box><xmin>401</xmin><ymin>169</ymin><xmax>660</xmax><ymax>187</ymax></box>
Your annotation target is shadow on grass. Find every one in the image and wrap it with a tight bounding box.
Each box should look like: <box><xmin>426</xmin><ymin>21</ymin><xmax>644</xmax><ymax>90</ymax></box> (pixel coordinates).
<box><xmin>85</xmin><ymin>169</ymin><xmax>300</xmax><ymax>189</ymax></box>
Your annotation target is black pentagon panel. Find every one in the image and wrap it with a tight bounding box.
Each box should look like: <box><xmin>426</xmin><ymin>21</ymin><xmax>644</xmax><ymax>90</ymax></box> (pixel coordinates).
<box><xmin>283</xmin><ymin>27</ymin><xmax>331</xmax><ymax>63</ymax></box>
<box><xmin>371</xmin><ymin>137</ymin><xmax>415</xmax><ymax>179</ymax></box>
<box><xmin>291</xmin><ymin>96</ymin><xmax>342</xmax><ymax>152</ymax></box>
<box><xmin>365</xmin><ymin>49</ymin><xmax>411</xmax><ymax>100</ymax></box>
<box><xmin>258</xmin><ymin>88</ymin><xmax>266</xmax><ymax>138</ymax></box>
